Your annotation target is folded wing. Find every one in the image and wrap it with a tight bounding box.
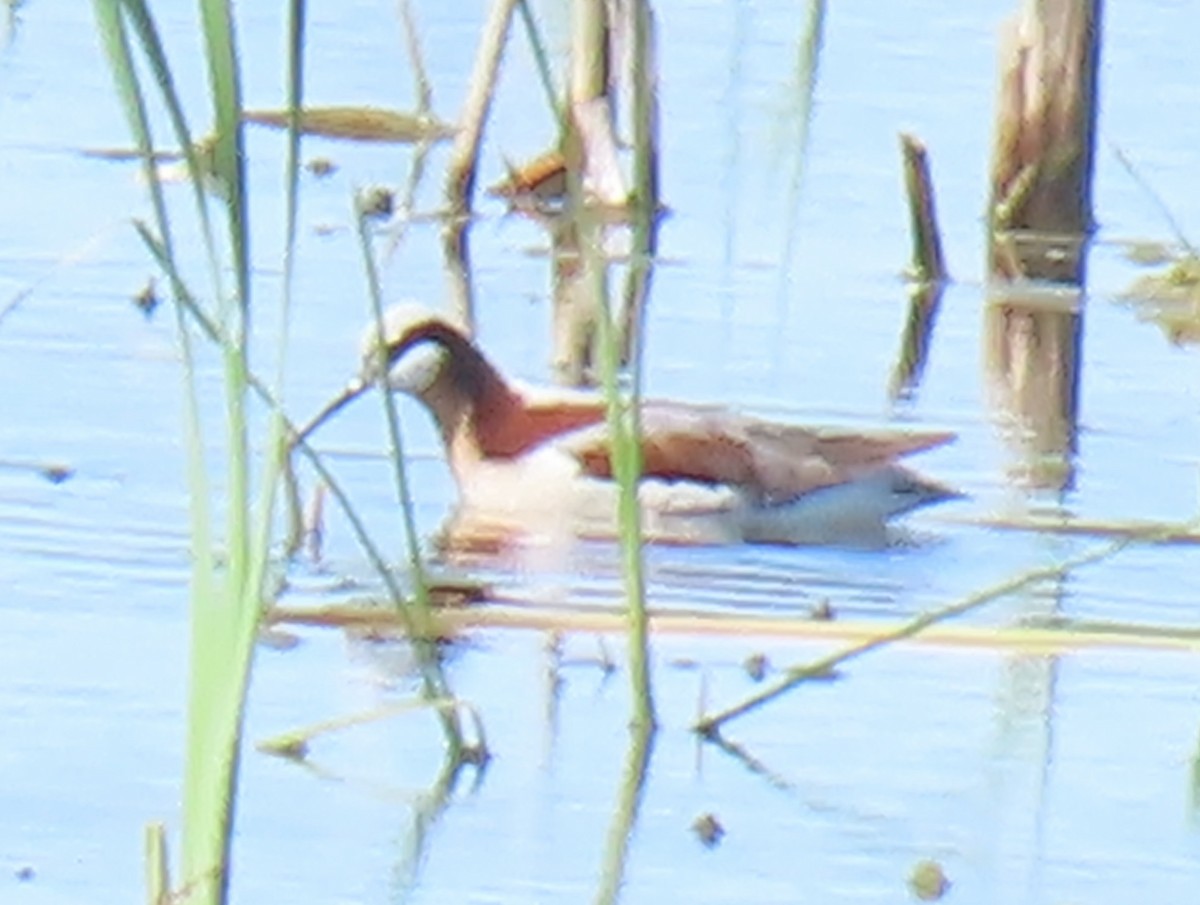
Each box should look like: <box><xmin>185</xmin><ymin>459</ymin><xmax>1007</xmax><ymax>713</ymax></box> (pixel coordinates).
<box><xmin>557</xmin><ymin>403</ymin><xmax>954</xmax><ymax>504</ymax></box>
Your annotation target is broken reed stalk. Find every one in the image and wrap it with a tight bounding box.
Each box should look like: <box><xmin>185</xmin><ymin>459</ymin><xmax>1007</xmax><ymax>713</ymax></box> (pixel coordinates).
<box><xmin>270</xmin><ymin>594</ymin><xmax>1200</xmax><ymax>655</ymax></box>
<box><xmin>889</xmin><ymin>132</ymin><xmax>946</xmax><ymax>400</ymax></box>
<box><xmin>695</xmin><ymin>536</ymin><xmax>1132</xmax><ymax>734</ymax></box>
<box><xmin>257</xmin><ymin>696</ymin><xmax>487</xmax><ymax>761</ymax></box>
<box><xmin>887</xmin><ymin>281</ymin><xmax>945</xmax><ymax>401</ymax></box>
<box><xmin>989</xmin><ymin>0</ymin><xmax>1103</xmax><ymax>283</ymax></box>
<box><xmin>441</xmin><ymin>0</ymin><xmax>519</xmax><ymax>323</ymax></box>
<box><xmin>145</xmin><ymin>823</ymin><xmax>170</xmax><ymax>905</ymax></box>
<box><xmin>939</xmin><ymin>512</ymin><xmax>1200</xmax><ymax>546</ymax></box>
<box><xmin>443</xmin><ymin>0</ymin><xmax>520</xmax><ymax>215</ymax></box>
<box><xmin>899</xmin><ymin>132</ymin><xmax>946</xmax><ymax>284</ymax></box>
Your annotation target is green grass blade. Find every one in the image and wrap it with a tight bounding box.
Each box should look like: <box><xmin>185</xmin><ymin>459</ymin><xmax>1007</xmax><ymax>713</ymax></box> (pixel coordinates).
<box><xmin>247</xmin><ymin>0</ymin><xmax>306</xmax><ymax>637</ymax></box>
<box><xmin>94</xmin><ymin>2</ymin><xmax>217</xmax><ymax>625</ymax></box>
<box><xmin>113</xmin><ymin>0</ymin><xmax>226</xmax><ymax>299</ymax></box>
<box><xmin>517</xmin><ymin>0</ymin><xmax>564</xmax><ymax>132</ymax></box>
<box><xmin>352</xmin><ymin>199</ymin><xmax>465</xmax><ymax>753</ymax></box>
<box><xmin>197</xmin><ymin>2</ymin><xmax>252</xmax><ymax>657</ymax></box>
<box><xmin>198</xmin><ymin>0</ymin><xmax>249</xmax><ymax>321</ymax></box>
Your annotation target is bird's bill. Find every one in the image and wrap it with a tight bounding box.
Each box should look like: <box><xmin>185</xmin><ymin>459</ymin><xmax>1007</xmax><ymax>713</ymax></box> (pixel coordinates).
<box><xmin>291</xmin><ymin>377</ymin><xmax>371</xmax><ymax>448</ymax></box>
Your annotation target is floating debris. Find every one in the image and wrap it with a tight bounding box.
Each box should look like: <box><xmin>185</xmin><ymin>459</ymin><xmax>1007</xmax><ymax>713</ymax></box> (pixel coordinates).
<box><xmin>243</xmin><ymin>105</ymin><xmax>456</xmax><ymax>144</ymax></box>
<box><xmin>809</xmin><ymin>599</ymin><xmax>835</xmax><ymax>621</ymax></box>
<box><xmin>0</xmin><ymin>458</ymin><xmax>73</xmax><ymax>483</ymax></box>
<box><xmin>40</xmin><ymin>463</ymin><xmax>73</xmax><ymax>484</ymax></box>
<box><xmin>1122</xmin><ymin>252</ymin><xmax>1200</xmax><ymax>345</ymax></box>
<box><xmin>151</xmin><ymin>133</ymin><xmax>223</xmax><ymax>195</ymax></box>
<box><xmin>691</xmin><ymin>812</ymin><xmax>725</xmax><ymax>848</ymax></box>
<box><xmin>907</xmin><ymin>859</ymin><xmax>951</xmax><ymax>901</ymax></box>
<box><xmin>257</xmin><ymin>627</ymin><xmax>301</xmax><ymax>651</ymax></box>
<box><xmin>304</xmin><ymin>156</ymin><xmax>337</xmax><ymax>178</ymax></box>
<box><xmin>257</xmin><ymin>734</ymin><xmax>309</xmax><ymax>761</ymax></box>
<box><xmin>1118</xmin><ymin>238</ymin><xmax>1177</xmax><ymax>267</ymax></box>
<box><xmin>132</xmin><ymin>277</ymin><xmax>160</xmax><ymax>318</ymax></box>
<box><xmin>80</xmin><ymin>146</ymin><xmax>186</xmax><ymax>163</ymax></box>
<box><xmin>742</xmin><ymin>652</ymin><xmax>769</xmax><ymax>682</ymax></box>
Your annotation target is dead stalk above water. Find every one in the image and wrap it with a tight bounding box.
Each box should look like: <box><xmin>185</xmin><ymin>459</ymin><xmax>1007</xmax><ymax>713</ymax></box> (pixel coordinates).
<box><xmin>397</xmin><ymin>0</ymin><xmax>433</xmax><ymax>113</ymax></box>
<box><xmin>899</xmin><ymin>132</ymin><xmax>946</xmax><ymax>284</ymax></box>
<box><xmin>268</xmin><ymin>581</ymin><xmax>1200</xmax><ymax>656</ymax></box>
<box><xmin>695</xmin><ymin>536</ymin><xmax>1136</xmax><ymax>734</ymax></box>
<box><xmin>444</xmin><ymin>0</ymin><xmax>520</xmax><ymax>216</ymax></box>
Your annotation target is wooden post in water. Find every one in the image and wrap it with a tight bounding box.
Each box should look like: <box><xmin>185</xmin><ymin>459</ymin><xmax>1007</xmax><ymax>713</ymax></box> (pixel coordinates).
<box><xmin>985</xmin><ymin>0</ymin><xmax>1103</xmax><ymax>490</ymax></box>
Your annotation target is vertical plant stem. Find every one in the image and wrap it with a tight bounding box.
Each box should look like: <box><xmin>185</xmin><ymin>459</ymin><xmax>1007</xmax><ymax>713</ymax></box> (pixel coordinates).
<box><xmin>444</xmin><ymin>0</ymin><xmax>520</xmax><ymax>214</ymax></box>
<box><xmin>592</xmin><ymin>233</ymin><xmax>655</xmax><ymax>729</ymax></box>
<box><xmin>773</xmin><ymin>0</ymin><xmax>825</xmax><ymax>308</ymax></box>
<box><xmin>899</xmin><ymin>132</ymin><xmax>947</xmax><ymax>284</ymax></box>
<box><xmin>620</xmin><ymin>0</ymin><xmax>659</xmax><ymax>367</ymax></box>
<box><xmin>249</xmin><ymin>0</ymin><xmax>306</xmax><ymax>623</ymax></box>
<box><xmin>144</xmin><ymin>823</ymin><xmax>170</xmax><ymax>905</ymax></box>
<box><xmin>593</xmin><ymin>721</ymin><xmax>656</xmax><ymax>903</ymax></box>
<box><xmin>353</xmin><ymin>203</ymin><xmax>465</xmax><ymax>752</ymax></box>
<box><xmin>397</xmin><ymin>0</ymin><xmax>433</xmax><ymax>113</ymax></box>
<box><xmin>516</xmin><ymin>0</ymin><xmax>564</xmax><ymax>131</ymax></box>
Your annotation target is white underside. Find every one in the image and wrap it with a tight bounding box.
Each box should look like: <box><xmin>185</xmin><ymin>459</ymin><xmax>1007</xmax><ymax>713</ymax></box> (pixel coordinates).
<box><xmin>446</xmin><ymin>448</ymin><xmax>939</xmax><ymax>549</ymax></box>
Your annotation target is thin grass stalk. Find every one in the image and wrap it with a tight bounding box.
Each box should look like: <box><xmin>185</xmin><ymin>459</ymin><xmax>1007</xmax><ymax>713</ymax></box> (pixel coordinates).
<box><xmin>773</xmin><ymin>0</ymin><xmax>825</xmax><ymax>304</ymax></box>
<box><xmin>92</xmin><ymin>21</ymin><xmax>220</xmax><ymax>887</ymax></box>
<box><xmin>353</xmin><ymin>205</ymin><xmax>431</xmax><ymax>613</ymax></box>
<box><xmin>391</xmin><ymin>756</ymin><xmax>471</xmax><ymax>897</ymax></box>
<box><xmin>1110</xmin><ymin>144</ymin><xmax>1196</xmax><ymax>256</ymax></box>
<box><xmin>246</xmin><ymin>0</ymin><xmax>305</xmax><ymax>670</ymax></box>
<box><xmin>245</xmin><ymin>0</ymin><xmax>304</xmax><ymax>586</ymax></box>
<box><xmin>397</xmin><ymin>0</ymin><xmax>433</xmax><ymax>113</ymax></box>
<box><xmin>98</xmin><ymin>2</ymin><xmax>266</xmax><ymax>899</ymax></box>
<box><xmin>697</xmin><ymin>537</ymin><xmax>1133</xmax><ymax>734</ymax></box>
<box><xmin>113</xmin><ymin>1</ymin><xmax>225</xmax><ymax>295</ymax></box>
<box><xmin>592</xmin><ymin>231</ymin><xmax>655</xmax><ymax>729</ymax></box>
<box><xmin>619</xmin><ymin>0</ymin><xmax>658</xmax><ymax>367</ymax></box>
<box><xmin>353</xmin><ymin>203</ymin><xmax>465</xmax><ymax>751</ymax></box>
<box><xmin>129</xmin><ymin>228</ymin><xmax>465</xmax><ymax>666</ymax></box>
<box><xmin>516</xmin><ymin>0</ymin><xmax>564</xmax><ymax>131</ymax></box>
<box><xmin>593</xmin><ymin>721</ymin><xmax>655</xmax><ymax>904</ymax></box>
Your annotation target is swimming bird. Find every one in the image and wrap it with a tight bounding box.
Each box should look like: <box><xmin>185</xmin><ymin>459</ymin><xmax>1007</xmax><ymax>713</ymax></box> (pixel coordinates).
<box><xmin>295</xmin><ymin>305</ymin><xmax>960</xmax><ymax>551</ymax></box>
